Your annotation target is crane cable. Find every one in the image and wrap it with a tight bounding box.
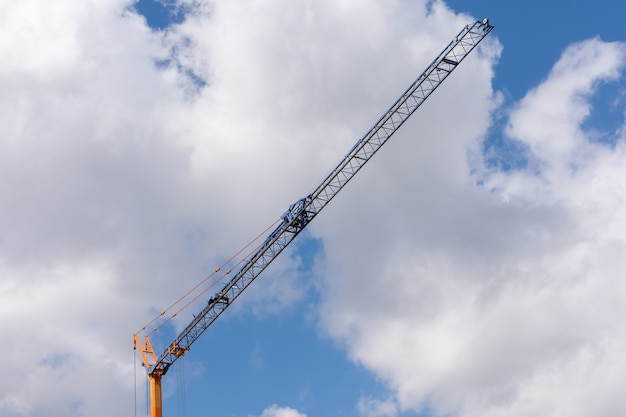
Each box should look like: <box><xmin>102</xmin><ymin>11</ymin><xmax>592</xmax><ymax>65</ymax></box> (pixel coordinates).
<box><xmin>145</xmin><ymin>373</ymin><xmax>149</xmax><ymax>417</ymax></box>
<box><xmin>177</xmin><ymin>356</ymin><xmax>187</xmax><ymax>417</ymax></box>
<box><xmin>133</xmin><ymin>345</ymin><xmax>149</xmax><ymax>417</ymax></box>
<box><xmin>136</xmin><ymin>218</ymin><xmax>282</xmax><ymax>336</ymax></box>
<box><xmin>146</xmin><ymin>230</ymin><xmax>275</xmax><ymax>336</ymax></box>
<box><xmin>134</xmin><ymin>346</ymin><xmax>137</xmax><ymax>417</ymax></box>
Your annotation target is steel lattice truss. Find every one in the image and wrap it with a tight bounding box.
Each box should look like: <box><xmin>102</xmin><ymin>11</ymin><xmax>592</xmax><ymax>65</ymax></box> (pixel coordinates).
<box><xmin>149</xmin><ymin>19</ymin><xmax>493</xmax><ymax>377</ymax></box>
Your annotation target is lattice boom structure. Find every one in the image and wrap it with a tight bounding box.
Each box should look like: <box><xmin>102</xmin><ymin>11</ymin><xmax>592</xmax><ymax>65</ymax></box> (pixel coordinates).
<box><xmin>135</xmin><ymin>19</ymin><xmax>493</xmax><ymax>417</ymax></box>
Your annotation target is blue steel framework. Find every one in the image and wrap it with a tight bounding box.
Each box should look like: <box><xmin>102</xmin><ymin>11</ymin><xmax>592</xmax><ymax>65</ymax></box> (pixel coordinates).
<box><xmin>135</xmin><ymin>18</ymin><xmax>493</xmax><ymax>417</ymax></box>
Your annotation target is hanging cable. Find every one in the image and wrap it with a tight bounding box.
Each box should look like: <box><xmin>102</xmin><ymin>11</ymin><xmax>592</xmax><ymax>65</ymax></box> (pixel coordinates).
<box><xmin>145</xmin><ymin>371</ymin><xmax>149</xmax><ymax>417</ymax></box>
<box><xmin>136</xmin><ymin>218</ymin><xmax>282</xmax><ymax>336</ymax></box>
<box><xmin>146</xmin><ymin>237</ymin><xmax>264</xmax><ymax>337</ymax></box>
<box><xmin>134</xmin><ymin>345</ymin><xmax>137</xmax><ymax>417</ymax></box>
<box><xmin>147</xmin><ymin>226</ymin><xmax>275</xmax><ymax>336</ymax></box>
<box><xmin>177</xmin><ymin>357</ymin><xmax>187</xmax><ymax>417</ymax></box>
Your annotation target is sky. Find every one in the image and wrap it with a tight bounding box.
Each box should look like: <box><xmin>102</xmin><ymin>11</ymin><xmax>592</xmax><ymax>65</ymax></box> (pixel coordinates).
<box><xmin>1</xmin><ymin>1</ymin><xmax>625</xmax><ymax>417</ymax></box>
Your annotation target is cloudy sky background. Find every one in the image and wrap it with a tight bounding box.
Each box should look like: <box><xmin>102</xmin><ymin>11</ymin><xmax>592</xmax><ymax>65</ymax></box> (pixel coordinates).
<box><xmin>1</xmin><ymin>1</ymin><xmax>625</xmax><ymax>416</ymax></box>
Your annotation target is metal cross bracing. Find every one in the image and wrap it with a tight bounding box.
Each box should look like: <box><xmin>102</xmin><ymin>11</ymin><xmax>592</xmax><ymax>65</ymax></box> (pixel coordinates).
<box><xmin>306</xmin><ymin>19</ymin><xmax>493</xmax><ymax>214</ymax></box>
<box><xmin>136</xmin><ymin>18</ymin><xmax>493</xmax><ymax>417</ymax></box>
<box><xmin>146</xmin><ymin>18</ymin><xmax>493</xmax><ymax>378</ymax></box>
<box><xmin>145</xmin><ymin>18</ymin><xmax>493</xmax><ymax>378</ymax></box>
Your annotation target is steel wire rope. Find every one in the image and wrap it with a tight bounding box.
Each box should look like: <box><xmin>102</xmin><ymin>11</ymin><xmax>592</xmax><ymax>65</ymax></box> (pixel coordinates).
<box><xmin>145</xmin><ymin>373</ymin><xmax>149</xmax><ymax>417</ymax></box>
<box><xmin>136</xmin><ymin>218</ymin><xmax>282</xmax><ymax>335</ymax></box>
<box><xmin>146</xmin><ymin>234</ymin><xmax>273</xmax><ymax>336</ymax></box>
<box><xmin>145</xmin><ymin>234</ymin><xmax>275</xmax><ymax>335</ymax></box>
<box><xmin>147</xmin><ymin>268</ymin><xmax>224</xmax><ymax>336</ymax></box>
<box><xmin>134</xmin><ymin>346</ymin><xmax>137</xmax><ymax>417</ymax></box>
<box><xmin>177</xmin><ymin>356</ymin><xmax>186</xmax><ymax>417</ymax></box>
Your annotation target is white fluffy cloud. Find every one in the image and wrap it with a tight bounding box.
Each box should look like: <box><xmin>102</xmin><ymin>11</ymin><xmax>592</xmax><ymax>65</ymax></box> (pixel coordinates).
<box><xmin>2</xmin><ymin>0</ymin><xmax>471</xmax><ymax>415</ymax></box>
<box><xmin>2</xmin><ymin>0</ymin><xmax>624</xmax><ymax>416</ymax></box>
<box><xmin>256</xmin><ymin>404</ymin><xmax>308</xmax><ymax>417</ymax></box>
<box><xmin>318</xmin><ymin>35</ymin><xmax>626</xmax><ymax>417</ymax></box>
<box><xmin>358</xmin><ymin>396</ymin><xmax>398</xmax><ymax>417</ymax></box>
<box><xmin>0</xmin><ymin>1</ymin><xmax>195</xmax><ymax>415</ymax></box>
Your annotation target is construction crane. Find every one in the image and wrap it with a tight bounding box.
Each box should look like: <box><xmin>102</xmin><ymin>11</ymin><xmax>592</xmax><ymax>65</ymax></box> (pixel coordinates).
<box><xmin>134</xmin><ymin>19</ymin><xmax>493</xmax><ymax>417</ymax></box>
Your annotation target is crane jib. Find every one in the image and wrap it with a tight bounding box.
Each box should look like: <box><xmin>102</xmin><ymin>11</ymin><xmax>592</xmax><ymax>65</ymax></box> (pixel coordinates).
<box><xmin>144</xmin><ymin>19</ymin><xmax>493</xmax><ymax>377</ymax></box>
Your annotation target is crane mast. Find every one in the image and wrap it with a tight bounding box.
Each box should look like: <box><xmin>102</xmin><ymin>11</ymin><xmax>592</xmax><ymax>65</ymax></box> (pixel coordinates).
<box><xmin>135</xmin><ymin>19</ymin><xmax>493</xmax><ymax>417</ymax></box>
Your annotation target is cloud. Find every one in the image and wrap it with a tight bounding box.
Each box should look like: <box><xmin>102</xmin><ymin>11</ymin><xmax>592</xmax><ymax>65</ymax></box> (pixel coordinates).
<box><xmin>0</xmin><ymin>1</ymin><xmax>195</xmax><ymax>415</ymax></box>
<box><xmin>502</xmin><ymin>38</ymin><xmax>626</xmax><ymax>185</ymax></box>
<box><xmin>5</xmin><ymin>0</ymin><xmax>624</xmax><ymax>417</ymax></box>
<box><xmin>317</xmin><ymin>35</ymin><xmax>626</xmax><ymax>417</ymax></box>
<box><xmin>254</xmin><ymin>404</ymin><xmax>307</xmax><ymax>417</ymax></box>
<box><xmin>357</xmin><ymin>396</ymin><xmax>398</xmax><ymax>417</ymax></box>
<box><xmin>1</xmin><ymin>0</ymin><xmax>481</xmax><ymax>415</ymax></box>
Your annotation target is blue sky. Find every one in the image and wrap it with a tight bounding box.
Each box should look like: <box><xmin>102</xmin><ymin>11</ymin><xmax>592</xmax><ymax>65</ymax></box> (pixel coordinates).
<box><xmin>1</xmin><ymin>1</ymin><xmax>626</xmax><ymax>417</ymax></box>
